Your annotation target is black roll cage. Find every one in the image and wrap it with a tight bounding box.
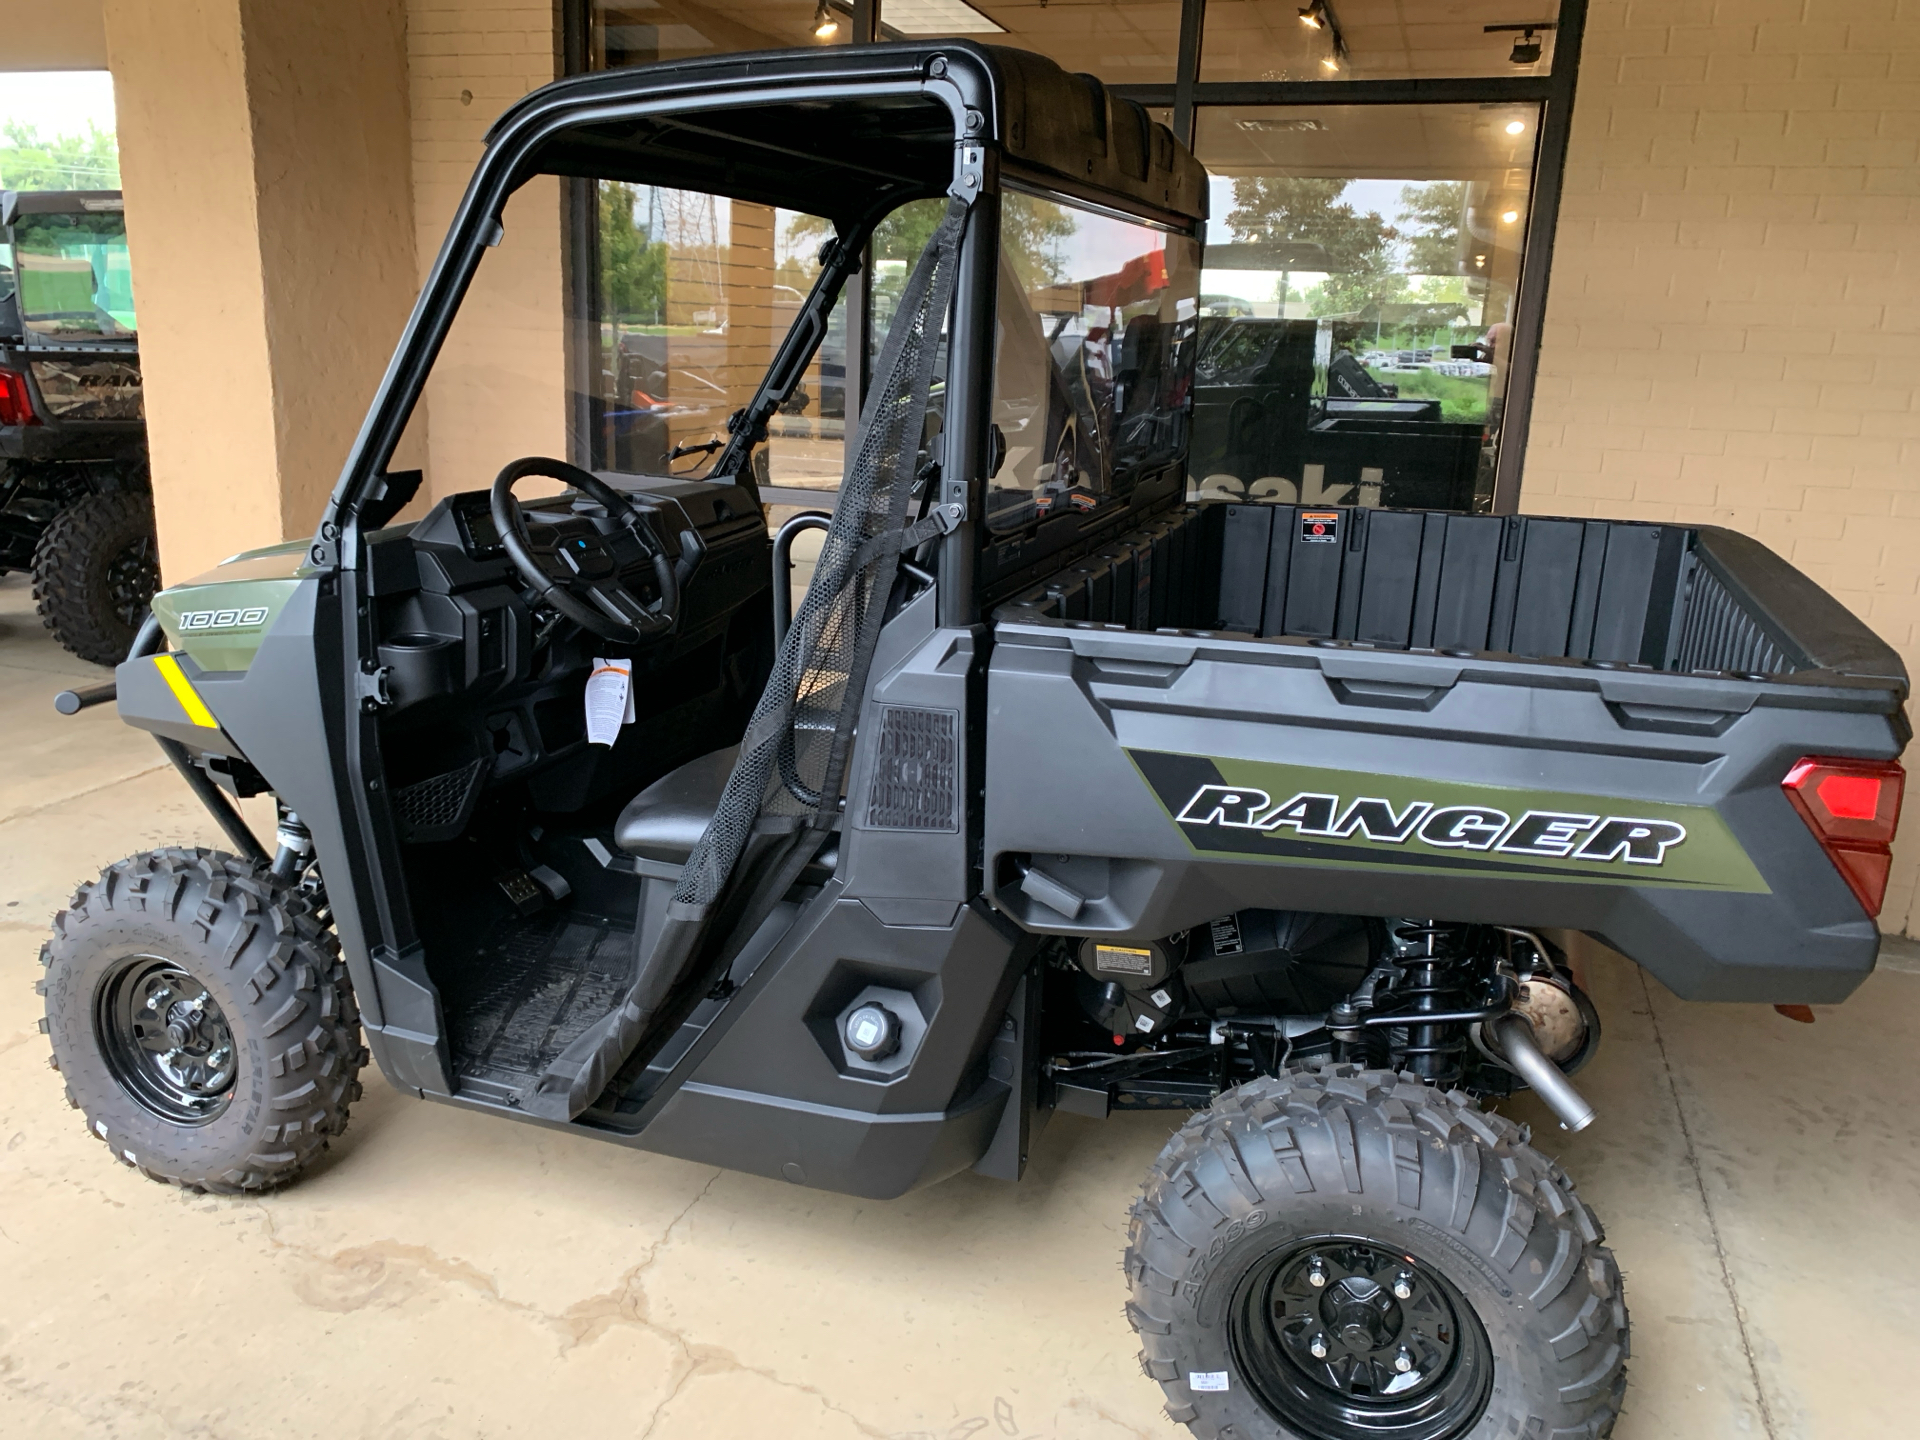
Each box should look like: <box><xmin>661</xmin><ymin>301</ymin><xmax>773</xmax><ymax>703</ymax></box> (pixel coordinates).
<box><xmin>316</xmin><ymin>49</ymin><xmax>996</xmax><ymax>570</ymax></box>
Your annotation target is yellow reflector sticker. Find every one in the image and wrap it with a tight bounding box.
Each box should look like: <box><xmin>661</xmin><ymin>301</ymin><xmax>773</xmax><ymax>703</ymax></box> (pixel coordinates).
<box><xmin>153</xmin><ymin>653</ymin><xmax>219</xmax><ymax>729</ymax></box>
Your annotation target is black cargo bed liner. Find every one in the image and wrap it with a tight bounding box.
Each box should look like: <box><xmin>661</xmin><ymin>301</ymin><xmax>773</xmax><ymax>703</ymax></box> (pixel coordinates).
<box><xmin>995</xmin><ymin>501</ymin><xmax>1903</xmax><ymax>687</ymax></box>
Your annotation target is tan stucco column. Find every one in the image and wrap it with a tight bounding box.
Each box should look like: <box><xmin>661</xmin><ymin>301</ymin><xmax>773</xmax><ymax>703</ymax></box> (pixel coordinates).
<box><xmin>102</xmin><ymin>0</ymin><xmax>418</xmax><ymax>582</ymax></box>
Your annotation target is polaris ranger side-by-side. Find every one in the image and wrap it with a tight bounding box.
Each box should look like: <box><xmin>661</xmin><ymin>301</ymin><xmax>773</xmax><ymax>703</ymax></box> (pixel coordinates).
<box><xmin>40</xmin><ymin>45</ymin><xmax>1907</xmax><ymax>1440</ymax></box>
<box><xmin>1</xmin><ymin>189</ymin><xmax>157</xmax><ymax>665</ymax></box>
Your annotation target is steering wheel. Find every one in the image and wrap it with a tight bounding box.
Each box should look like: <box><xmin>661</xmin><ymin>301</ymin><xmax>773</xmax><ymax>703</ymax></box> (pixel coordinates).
<box><xmin>490</xmin><ymin>456</ymin><xmax>682</xmax><ymax>644</ymax></box>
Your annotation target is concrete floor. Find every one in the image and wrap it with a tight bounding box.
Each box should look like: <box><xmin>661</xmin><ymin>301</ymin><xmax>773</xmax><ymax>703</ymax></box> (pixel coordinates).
<box><xmin>2</xmin><ymin>568</ymin><xmax>1917</xmax><ymax>1440</ymax></box>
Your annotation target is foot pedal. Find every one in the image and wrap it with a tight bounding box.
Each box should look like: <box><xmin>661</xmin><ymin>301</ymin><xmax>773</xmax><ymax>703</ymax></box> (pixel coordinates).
<box><xmin>496</xmin><ymin>865</ymin><xmax>572</xmax><ymax>916</ymax></box>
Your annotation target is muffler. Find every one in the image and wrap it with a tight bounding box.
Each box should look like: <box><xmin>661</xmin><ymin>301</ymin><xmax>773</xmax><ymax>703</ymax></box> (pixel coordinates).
<box><xmin>1492</xmin><ymin>1013</ymin><xmax>1596</xmax><ymax>1133</ymax></box>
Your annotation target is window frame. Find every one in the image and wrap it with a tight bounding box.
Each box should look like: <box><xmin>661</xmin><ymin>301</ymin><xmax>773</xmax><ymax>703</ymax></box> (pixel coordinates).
<box><xmin>560</xmin><ymin>0</ymin><xmax>1588</xmax><ymax>515</ymax></box>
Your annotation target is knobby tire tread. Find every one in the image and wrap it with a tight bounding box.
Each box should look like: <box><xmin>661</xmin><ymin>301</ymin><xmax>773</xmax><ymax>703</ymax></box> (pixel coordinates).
<box><xmin>1124</xmin><ymin>1064</ymin><xmax>1627</xmax><ymax>1440</ymax></box>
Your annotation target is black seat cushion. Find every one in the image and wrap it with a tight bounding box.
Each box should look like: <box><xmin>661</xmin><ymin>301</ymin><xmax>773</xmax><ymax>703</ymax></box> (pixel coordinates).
<box><xmin>614</xmin><ymin>745</ymin><xmax>838</xmax><ymax>880</ymax></box>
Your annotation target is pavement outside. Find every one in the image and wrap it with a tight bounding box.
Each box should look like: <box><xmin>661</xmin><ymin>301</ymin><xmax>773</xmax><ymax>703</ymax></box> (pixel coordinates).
<box><xmin>2</xmin><ymin>569</ymin><xmax>1917</xmax><ymax>1439</ymax></box>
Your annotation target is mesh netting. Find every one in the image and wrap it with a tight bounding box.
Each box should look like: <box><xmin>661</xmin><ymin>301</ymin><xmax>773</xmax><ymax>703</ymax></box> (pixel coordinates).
<box><xmin>672</xmin><ymin>196</ymin><xmax>969</xmax><ymax>913</ymax></box>
<box><xmin>516</xmin><ymin>196</ymin><xmax>970</xmax><ymax>1123</ymax></box>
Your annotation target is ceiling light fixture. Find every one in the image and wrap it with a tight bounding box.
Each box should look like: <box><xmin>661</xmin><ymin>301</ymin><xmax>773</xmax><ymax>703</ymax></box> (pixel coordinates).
<box><xmin>1298</xmin><ymin>0</ymin><xmax>1347</xmax><ymax>72</ymax></box>
<box><xmin>1505</xmin><ymin>119</ymin><xmax>1526</xmax><ymax>135</ymax></box>
<box><xmin>813</xmin><ymin>0</ymin><xmax>840</xmax><ymax>39</ymax></box>
<box><xmin>1484</xmin><ymin>20</ymin><xmax>1557</xmax><ymax>68</ymax></box>
<box><xmin>1501</xmin><ymin>209</ymin><xmax>1520</xmax><ymax>223</ymax></box>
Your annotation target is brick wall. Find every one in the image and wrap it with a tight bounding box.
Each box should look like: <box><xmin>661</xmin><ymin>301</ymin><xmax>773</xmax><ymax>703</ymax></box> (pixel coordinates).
<box><xmin>403</xmin><ymin>0</ymin><xmax>566</xmax><ymax>497</ymax></box>
<box><xmin>1520</xmin><ymin>0</ymin><xmax>1920</xmax><ymax>934</ymax></box>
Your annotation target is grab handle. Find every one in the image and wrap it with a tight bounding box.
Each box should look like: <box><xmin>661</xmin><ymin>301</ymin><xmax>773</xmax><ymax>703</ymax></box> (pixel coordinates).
<box><xmin>771</xmin><ymin>511</ymin><xmax>832</xmax><ymax>649</ymax></box>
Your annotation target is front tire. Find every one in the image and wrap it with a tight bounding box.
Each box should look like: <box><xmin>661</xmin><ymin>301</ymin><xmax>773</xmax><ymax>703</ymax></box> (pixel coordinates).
<box><xmin>32</xmin><ymin>488</ymin><xmax>160</xmax><ymax>666</ymax></box>
<box><xmin>39</xmin><ymin>848</ymin><xmax>367</xmax><ymax>1193</ymax></box>
<box><xmin>1126</xmin><ymin>1066</ymin><xmax>1626</xmax><ymax>1440</ymax></box>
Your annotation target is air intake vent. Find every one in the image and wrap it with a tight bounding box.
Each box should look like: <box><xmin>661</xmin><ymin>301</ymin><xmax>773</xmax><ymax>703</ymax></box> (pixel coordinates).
<box><xmin>864</xmin><ymin>707</ymin><xmax>959</xmax><ymax>832</ymax></box>
<box><xmin>392</xmin><ymin>758</ymin><xmax>487</xmax><ymax>843</ymax></box>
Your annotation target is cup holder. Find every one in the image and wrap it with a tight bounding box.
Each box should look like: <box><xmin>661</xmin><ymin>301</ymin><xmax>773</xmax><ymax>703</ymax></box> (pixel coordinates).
<box><xmin>377</xmin><ymin>633</ymin><xmax>463</xmax><ymax>707</ymax></box>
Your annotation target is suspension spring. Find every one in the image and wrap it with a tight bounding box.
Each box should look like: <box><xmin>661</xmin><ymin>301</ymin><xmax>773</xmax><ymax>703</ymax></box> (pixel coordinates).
<box><xmin>1389</xmin><ymin>921</ymin><xmax>1475</xmax><ymax>1085</ymax></box>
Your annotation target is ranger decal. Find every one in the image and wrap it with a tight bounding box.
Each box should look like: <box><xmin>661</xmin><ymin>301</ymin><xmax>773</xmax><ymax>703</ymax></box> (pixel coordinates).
<box><xmin>1129</xmin><ymin>749</ymin><xmax>1768</xmax><ymax>893</ymax></box>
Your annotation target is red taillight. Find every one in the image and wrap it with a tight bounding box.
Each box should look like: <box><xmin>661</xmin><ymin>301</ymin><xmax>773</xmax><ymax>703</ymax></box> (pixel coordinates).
<box><xmin>0</xmin><ymin>367</ymin><xmax>38</xmax><ymax>427</ymax></box>
<box><xmin>1783</xmin><ymin>756</ymin><xmax>1905</xmax><ymax>916</ymax></box>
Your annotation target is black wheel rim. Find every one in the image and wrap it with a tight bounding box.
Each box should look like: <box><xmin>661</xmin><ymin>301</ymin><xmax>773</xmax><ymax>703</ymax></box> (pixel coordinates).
<box><xmin>96</xmin><ymin>956</ymin><xmax>238</xmax><ymax>1125</ymax></box>
<box><xmin>105</xmin><ymin>536</ymin><xmax>159</xmax><ymax>630</ymax></box>
<box><xmin>1229</xmin><ymin>1236</ymin><xmax>1493</xmax><ymax>1440</ymax></box>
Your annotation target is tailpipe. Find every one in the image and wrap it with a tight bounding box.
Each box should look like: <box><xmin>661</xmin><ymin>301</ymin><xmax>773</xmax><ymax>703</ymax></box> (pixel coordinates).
<box><xmin>1492</xmin><ymin>1013</ymin><xmax>1596</xmax><ymax>1133</ymax></box>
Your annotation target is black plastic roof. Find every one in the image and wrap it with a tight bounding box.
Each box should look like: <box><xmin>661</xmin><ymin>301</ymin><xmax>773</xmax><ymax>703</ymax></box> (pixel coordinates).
<box><xmin>1</xmin><ymin>191</ymin><xmax>125</xmax><ymax>226</ymax></box>
<box><xmin>488</xmin><ymin>42</ymin><xmax>1207</xmax><ymax>229</ymax></box>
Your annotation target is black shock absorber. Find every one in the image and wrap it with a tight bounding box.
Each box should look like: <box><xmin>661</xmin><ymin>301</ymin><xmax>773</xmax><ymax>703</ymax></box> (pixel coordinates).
<box><xmin>1388</xmin><ymin>921</ymin><xmax>1475</xmax><ymax>1085</ymax></box>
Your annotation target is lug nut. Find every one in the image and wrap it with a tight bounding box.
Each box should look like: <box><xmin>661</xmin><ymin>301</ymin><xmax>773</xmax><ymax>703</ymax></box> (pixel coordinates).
<box><xmin>208</xmin><ymin>1047</ymin><xmax>231</xmax><ymax>1068</ymax></box>
<box><xmin>1394</xmin><ymin>1346</ymin><xmax>1414</xmax><ymax>1374</ymax></box>
<box><xmin>1393</xmin><ymin>1271</ymin><xmax>1414</xmax><ymax>1300</ymax></box>
<box><xmin>190</xmin><ymin>991</ymin><xmax>210</xmax><ymax>1014</ymax></box>
<box><xmin>1309</xmin><ymin>1334</ymin><xmax>1329</xmax><ymax>1359</ymax></box>
<box><xmin>145</xmin><ymin>987</ymin><xmax>171</xmax><ymax>1011</ymax></box>
<box><xmin>1307</xmin><ymin>1257</ymin><xmax>1328</xmax><ymax>1288</ymax></box>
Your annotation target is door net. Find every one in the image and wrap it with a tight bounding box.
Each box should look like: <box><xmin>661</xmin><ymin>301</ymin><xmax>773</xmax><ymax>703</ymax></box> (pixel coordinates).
<box><xmin>522</xmin><ymin>196</ymin><xmax>970</xmax><ymax>1120</ymax></box>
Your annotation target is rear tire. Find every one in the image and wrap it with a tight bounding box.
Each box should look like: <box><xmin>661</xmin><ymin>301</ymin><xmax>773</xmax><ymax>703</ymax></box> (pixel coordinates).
<box><xmin>39</xmin><ymin>848</ymin><xmax>367</xmax><ymax>1193</ymax></box>
<box><xmin>32</xmin><ymin>488</ymin><xmax>159</xmax><ymax>667</ymax></box>
<box><xmin>1126</xmin><ymin>1065</ymin><xmax>1627</xmax><ymax>1440</ymax></box>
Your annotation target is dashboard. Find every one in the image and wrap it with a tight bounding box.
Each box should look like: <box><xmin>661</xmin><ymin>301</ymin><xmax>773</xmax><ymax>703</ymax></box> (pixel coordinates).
<box><xmin>364</xmin><ymin>475</ymin><xmax>774</xmax><ymax>823</ymax></box>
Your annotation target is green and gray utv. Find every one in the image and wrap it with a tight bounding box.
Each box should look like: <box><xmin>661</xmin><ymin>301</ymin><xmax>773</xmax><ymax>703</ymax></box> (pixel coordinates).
<box><xmin>41</xmin><ymin>44</ymin><xmax>1908</xmax><ymax>1440</ymax></box>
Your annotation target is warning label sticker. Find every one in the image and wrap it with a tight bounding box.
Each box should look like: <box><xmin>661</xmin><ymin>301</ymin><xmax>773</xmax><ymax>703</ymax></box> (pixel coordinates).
<box><xmin>1300</xmin><ymin>510</ymin><xmax>1340</xmax><ymax>544</ymax></box>
<box><xmin>1094</xmin><ymin>945</ymin><xmax>1154</xmax><ymax>976</ymax></box>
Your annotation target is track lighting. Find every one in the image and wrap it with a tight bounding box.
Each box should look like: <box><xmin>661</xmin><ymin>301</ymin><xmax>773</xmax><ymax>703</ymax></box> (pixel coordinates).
<box><xmin>1297</xmin><ymin>0</ymin><xmax>1346</xmax><ymax>71</ymax></box>
<box><xmin>1484</xmin><ymin>20</ymin><xmax>1557</xmax><ymax>68</ymax></box>
<box><xmin>813</xmin><ymin>0</ymin><xmax>839</xmax><ymax>39</ymax></box>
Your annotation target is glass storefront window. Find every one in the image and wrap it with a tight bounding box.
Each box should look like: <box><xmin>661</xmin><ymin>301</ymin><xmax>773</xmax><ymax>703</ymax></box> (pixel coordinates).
<box><xmin>989</xmin><ymin>188</ymin><xmax>1200</xmax><ymax>533</ymax></box>
<box><xmin>885</xmin><ymin>0</ymin><xmax>1182</xmax><ymax>84</ymax></box>
<box><xmin>1202</xmin><ymin>1</ymin><xmax>1556</xmax><ymax>83</ymax></box>
<box><xmin>589</xmin><ymin>183</ymin><xmax>848</xmax><ymax>491</ymax></box>
<box><xmin>589</xmin><ymin>0</ymin><xmax>849</xmax><ymax>66</ymax></box>
<box><xmin>1191</xmin><ymin>101</ymin><xmax>1540</xmax><ymax>511</ymax></box>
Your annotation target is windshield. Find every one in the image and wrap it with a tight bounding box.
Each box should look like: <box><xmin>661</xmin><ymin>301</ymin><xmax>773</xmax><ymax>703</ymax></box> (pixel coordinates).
<box><xmin>13</xmin><ymin>210</ymin><xmax>137</xmax><ymax>341</ymax></box>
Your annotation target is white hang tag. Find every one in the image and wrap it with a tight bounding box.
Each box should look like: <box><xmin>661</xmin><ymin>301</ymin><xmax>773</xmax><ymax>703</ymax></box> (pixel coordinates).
<box><xmin>585</xmin><ymin>658</ymin><xmax>632</xmax><ymax>748</ymax></box>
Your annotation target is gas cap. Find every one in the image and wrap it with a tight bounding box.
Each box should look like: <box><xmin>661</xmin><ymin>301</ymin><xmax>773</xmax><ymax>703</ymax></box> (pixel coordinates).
<box><xmin>844</xmin><ymin>1002</ymin><xmax>902</xmax><ymax>1062</ymax></box>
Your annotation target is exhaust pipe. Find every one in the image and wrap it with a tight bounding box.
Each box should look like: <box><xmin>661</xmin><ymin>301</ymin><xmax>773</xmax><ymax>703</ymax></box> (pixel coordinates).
<box><xmin>1493</xmin><ymin>1013</ymin><xmax>1596</xmax><ymax>1133</ymax></box>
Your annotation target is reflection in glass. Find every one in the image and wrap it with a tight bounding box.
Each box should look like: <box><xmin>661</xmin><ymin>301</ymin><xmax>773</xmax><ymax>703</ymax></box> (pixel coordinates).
<box><xmin>990</xmin><ymin>189</ymin><xmax>1200</xmax><ymax>533</ymax></box>
<box><xmin>1202</xmin><ymin>0</ymin><xmax>1555</xmax><ymax>83</ymax></box>
<box><xmin>1192</xmin><ymin>103</ymin><xmax>1539</xmax><ymax>512</ymax></box>
<box><xmin>12</xmin><ymin>210</ymin><xmax>137</xmax><ymax>342</ymax></box>
<box><xmin>893</xmin><ymin>0</ymin><xmax>1181</xmax><ymax>83</ymax></box>
<box><xmin>589</xmin><ymin>0</ymin><xmax>849</xmax><ymax>66</ymax></box>
<box><xmin>591</xmin><ymin>183</ymin><xmax>848</xmax><ymax>490</ymax></box>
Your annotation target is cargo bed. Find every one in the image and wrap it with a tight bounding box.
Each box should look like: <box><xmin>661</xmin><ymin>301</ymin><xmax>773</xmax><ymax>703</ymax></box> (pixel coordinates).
<box><xmin>985</xmin><ymin>501</ymin><xmax>1908</xmax><ymax>1002</ymax></box>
